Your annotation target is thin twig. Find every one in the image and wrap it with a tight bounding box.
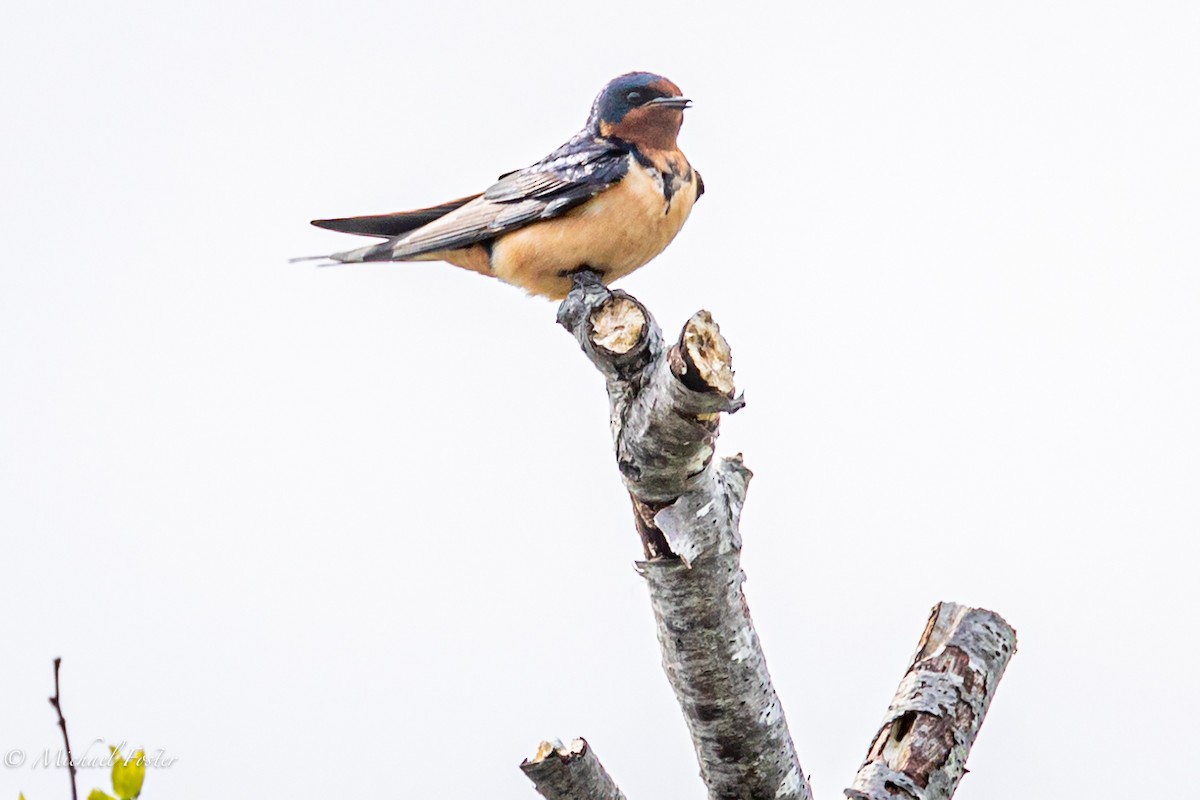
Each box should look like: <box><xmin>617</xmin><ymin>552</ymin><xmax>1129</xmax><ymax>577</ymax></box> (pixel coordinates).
<box><xmin>48</xmin><ymin>657</ymin><xmax>79</xmax><ymax>800</ymax></box>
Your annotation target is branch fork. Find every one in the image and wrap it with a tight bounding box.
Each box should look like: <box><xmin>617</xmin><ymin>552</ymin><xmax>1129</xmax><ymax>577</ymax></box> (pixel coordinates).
<box><xmin>555</xmin><ymin>274</ymin><xmax>809</xmax><ymax>800</ymax></box>
<box><xmin>521</xmin><ymin>275</ymin><xmax>1016</xmax><ymax>800</ymax></box>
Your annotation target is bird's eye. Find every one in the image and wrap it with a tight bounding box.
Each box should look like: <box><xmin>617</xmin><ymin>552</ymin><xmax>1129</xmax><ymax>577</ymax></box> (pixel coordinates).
<box><xmin>625</xmin><ymin>90</ymin><xmax>643</xmax><ymax>105</ymax></box>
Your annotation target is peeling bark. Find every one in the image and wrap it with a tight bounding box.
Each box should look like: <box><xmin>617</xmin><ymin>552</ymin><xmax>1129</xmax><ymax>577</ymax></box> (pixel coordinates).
<box><xmin>557</xmin><ymin>274</ymin><xmax>810</xmax><ymax>800</ymax></box>
<box><xmin>638</xmin><ymin>457</ymin><xmax>809</xmax><ymax>800</ymax></box>
<box><xmin>557</xmin><ymin>274</ymin><xmax>744</xmax><ymax>510</ymax></box>
<box><xmin>537</xmin><ymin>274</ymin><xmax>1015</xmax><ymax>800</ymax></box>
<box><xmin>521</xmin><ymin>738</ymin><xmax>626</xmax><ymax>800</ymax></box>
<box><xmin>845</xmin><ymin>603</ymin><xmax>1017</xmax><ymax>800</ymax></box>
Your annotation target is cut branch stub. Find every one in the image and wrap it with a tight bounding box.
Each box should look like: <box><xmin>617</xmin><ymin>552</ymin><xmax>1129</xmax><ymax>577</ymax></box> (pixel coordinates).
<box><xmin>671</xmin><ymin>310</ymin><xmax>739</xmax><ymax>403</ymax></box>
<box><xmin>590</xmin><ymin>296</ymin><xmax>646</xmax><ymax>356</ymax></box>
<box><xmin>521</xmin><ymin>738</ymin><xmax>626</xmax><ymax>800</ymax></box>
<box><xmin>557</xmin><ymin>273</ymin><xmax>657</xmax><ymax>384</ymax></box>
<box><xmin>846</xmin><ymin>602</ymin><xmax>1017</xmax><ymax>800</ymax></box>
<box><xmin>557</xmin><ymin>274</ymin><xmax>743</xmax><ymax>506</ymax></box>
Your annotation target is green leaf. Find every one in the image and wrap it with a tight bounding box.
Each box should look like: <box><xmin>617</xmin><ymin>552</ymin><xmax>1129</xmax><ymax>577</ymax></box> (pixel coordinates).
<box><xmin>109</xmin><ymin>747</ymin><xmax>145</xmax><ymax>800</ymax></box>
<box><xmin>88</xmin><ymin>791</ymin><xmax>117</xmax><ymax>800</ymax></box>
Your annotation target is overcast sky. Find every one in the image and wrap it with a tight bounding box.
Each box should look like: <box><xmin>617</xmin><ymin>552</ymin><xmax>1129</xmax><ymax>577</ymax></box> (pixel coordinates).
<box><xmin>3</xmin><ymin>2</ymin><xmax>1198</xmax><ymax>798</ymax></box>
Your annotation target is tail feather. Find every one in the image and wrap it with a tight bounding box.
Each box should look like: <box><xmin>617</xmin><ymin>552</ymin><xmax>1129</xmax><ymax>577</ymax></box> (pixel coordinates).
<box><xmin>289</xmin><ymin>239</ymin><xmax>401</xmax><ymax>266</ymax></box>
<box><xmin>310</xmin><ymin>194</ymin><xmax>481</xmax><ymax>238</ymax></box>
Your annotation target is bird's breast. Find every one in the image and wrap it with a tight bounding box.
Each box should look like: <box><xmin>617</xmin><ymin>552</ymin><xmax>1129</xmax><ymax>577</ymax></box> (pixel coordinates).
<box><xmin>489</xmin><ymin>152</ymin><xmax>698</xmax><ymax>298</ymax></box>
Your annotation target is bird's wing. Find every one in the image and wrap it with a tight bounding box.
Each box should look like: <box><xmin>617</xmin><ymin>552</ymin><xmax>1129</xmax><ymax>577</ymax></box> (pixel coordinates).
<box><xmin>311</xmin><ymin>195</ymin><xmax>481</xmax><ymax>238</ymax></box>
<box><xmin>384</xmin><ymin>134</ymin><xmax>630</xmax><ymax>259</ymax></box>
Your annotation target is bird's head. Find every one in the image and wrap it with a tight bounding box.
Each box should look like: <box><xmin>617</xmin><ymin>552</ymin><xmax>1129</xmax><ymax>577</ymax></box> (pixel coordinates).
<box><xmin>588</xmin><ymin>72</ymin><xmax>691</xmax><ymax>151</ymax></box>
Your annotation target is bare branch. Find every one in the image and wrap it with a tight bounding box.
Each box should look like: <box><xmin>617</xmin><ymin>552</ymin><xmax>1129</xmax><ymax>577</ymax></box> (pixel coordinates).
<box><xmin>553</xmin><ymin>276</ymin><xmax>1014</xmax><ymax>800</ymax></box>
<box><xmin>558</xmin><ymin>275</ymin><xmax>811</xmax><ymax>800</ymax></box>
<box><xmin>638</xmin><ymin>456</ymin><xmax>810</xmax><ymax>800</ymax></box>
<box><xmin>557</xmin><ymin>275</ymin><xmax>743</xmax><ymax>510</ymax></box>
<box><xmin>846</xmin><ymin>603</ymin><xmax>1017</xmax><ymax>800</ymax></box>
<box><xmin>521</xmin><ymin>738</ymin><xmax>626</xmax><ymax>800</ymax></box>
<box><xmin>48</xmin><ymin>657</ymin><xmax>79</xmax><ymax>800</ymax></box>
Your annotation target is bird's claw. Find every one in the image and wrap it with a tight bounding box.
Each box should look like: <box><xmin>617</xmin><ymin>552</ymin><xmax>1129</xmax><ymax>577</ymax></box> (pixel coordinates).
<box><xmin>568</xmin><ymin>267</ymin><xmax>606</xmax><ymax>292</ymax></box>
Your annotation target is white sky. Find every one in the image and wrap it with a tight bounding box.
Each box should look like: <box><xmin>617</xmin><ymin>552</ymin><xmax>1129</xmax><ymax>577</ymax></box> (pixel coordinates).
<box><xmin>2</xmin><ymin>2</ymin><xmax>1197</xmax><ymax>798</ymax></box>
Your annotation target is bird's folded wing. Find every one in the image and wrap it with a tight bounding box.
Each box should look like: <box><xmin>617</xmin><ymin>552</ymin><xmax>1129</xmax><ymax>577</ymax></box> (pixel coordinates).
<box><xmin>387</xmin><ymin>137</ymin><xmax>630</xmax><ymax>259</ymax></box>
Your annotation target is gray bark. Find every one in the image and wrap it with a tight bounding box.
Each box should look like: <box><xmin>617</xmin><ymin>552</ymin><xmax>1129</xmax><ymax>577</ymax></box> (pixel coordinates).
<box><xmin>521</xmin><ymin>738</ymin><xmax>626</xmax><ymax>800</ymax></box>
<box><xmin>845</xmin><ymin>603</ymin><xmax>1017</xmax><ymax>800</ymax></box>
<box><xmin>526</xmin><ymin>275</ymin><xmax>1016</xmax><ymax>800</ymax></box>
<box><xmin>637</xmin><ymin>456</ymin><xmax>808</xmax><ymax>800</ymax></box>
<box><xmin>557</xmin><ymin>274</ymin><xmax>811</xmax><ymax>800</ymax></box>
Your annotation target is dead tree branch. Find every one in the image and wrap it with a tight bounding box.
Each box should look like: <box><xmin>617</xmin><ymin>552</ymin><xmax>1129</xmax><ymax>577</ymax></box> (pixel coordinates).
<box><xmin>846</xmin><ymin>602</ymin><xmax>1017</xmax><ymax>800</ymax></box>
<box><xmin>521</xmin><ymin>738</ymin><xmax>626</xmax><ymax>800</ymax></box>
<box><xmin>556</xmin><ymin>273</ymin><xmax>810</xmax><ymax>800</ymax></box>
<box><xmin>529</xmin><ymin>274</ymin><xmax>1016</xmax><ymax>800</ymax></box>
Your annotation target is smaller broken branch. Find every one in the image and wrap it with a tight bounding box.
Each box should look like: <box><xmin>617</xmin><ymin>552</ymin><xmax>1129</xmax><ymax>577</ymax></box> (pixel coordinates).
<box><xmin>521</xmin><ymin>738</ymin><xmax>627</xmax><ymax>800</ymax></box>
<box><xmin>846</xmin><ymin>602</ymin><xmax>1017</xmax><ymax>800</ymax></box>
<box><xmin>670</xmin><ymin>310</ymin><xmax>737</xmax><ymax>400</ymax></box>
<box><xmin>48</xmin><ymin>657</ymin><xmax>79</xmax><ymax>800</ymax></box>
<box><xmin>556</xmin><ymin>271</ymin><xmax>656</xmax><ymax>384</ymax></box>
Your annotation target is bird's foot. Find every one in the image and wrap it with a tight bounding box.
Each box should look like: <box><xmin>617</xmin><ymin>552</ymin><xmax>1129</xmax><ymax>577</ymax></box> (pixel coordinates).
<box><xmin>563</xmin><ymin>266</ymin><xmax>606</xmax><ymax>292</ymax></box>
<box><xmin>556</xmin><ymin>267</ymin><xmax>609</xmax><ymax>331</ymax></box>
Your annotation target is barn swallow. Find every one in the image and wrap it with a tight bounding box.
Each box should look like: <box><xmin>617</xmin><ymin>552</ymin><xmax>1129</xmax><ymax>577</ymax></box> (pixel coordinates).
<box><xmin>298</xmin><ymin>72</ymin><xmax>702</xmax><ymax>299</ymax></box>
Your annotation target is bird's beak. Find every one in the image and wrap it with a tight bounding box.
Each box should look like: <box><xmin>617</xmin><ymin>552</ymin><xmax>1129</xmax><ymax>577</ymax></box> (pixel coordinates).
<box><xmin>647</xmin><ymin>97</ymin><xmax>693</xmax><ymax>110</ymax></box>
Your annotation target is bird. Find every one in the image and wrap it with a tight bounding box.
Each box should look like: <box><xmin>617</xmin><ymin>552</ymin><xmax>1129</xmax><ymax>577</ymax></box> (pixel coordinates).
<box><xmin>298</xmin><ymin>72</ymin><xmax>702</xmax><ymax>300</ymax></box>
